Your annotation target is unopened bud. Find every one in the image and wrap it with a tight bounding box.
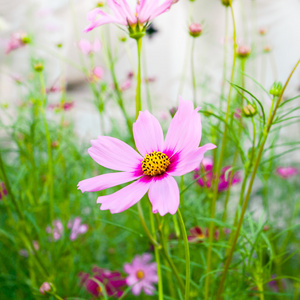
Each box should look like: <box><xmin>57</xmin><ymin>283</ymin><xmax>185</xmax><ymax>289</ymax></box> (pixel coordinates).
<box><xmin>259</xmin><ymin>27</ymin><xmax>267</xmax><ymax>35</ymax></box>
<box><xmin>242</xmin><ymin>104</ymin><xmax>257</xmax><ymax>117</ymax></box>
<box><xmin>169</xmin><ymin>107</ymin><xmax>178</xmax><ymax>118</ymax></box>
<box><xmin>96</xmin><ymin>1</ymin><xmax>105</xmax><ymax>7</ymax></box>
<box><xmin>51</xmin><ymin>141</ymin><xmax>59</xmax><ymax>148</ymax></box>
<box><xmin>221</xmin><ymin>0</ymin><xmax>232</xmax><ymax>6</ymax></box>
<box><xmin>189</xmin><ymin>23</ymin><xmax>203</xmax><ymax>38</ymax></box>
<box><xmin>21</xmin><ymin>35</ymin><xmax>31</xmax><ymax>44</ymax></box>
<box><xmin>34</xmin><ymin>63</ymin><xmax>43</xmax><ymax>72</ymax></box>
<box><xmin>237</xmin><ymin>45</ymin><xmax>251</xmax><ymax>58</ymax></box>
<box><xmin>39</xmin><ymin>282</ymin><xmax>53</xmax><ymax>295</ymax></box>
<box><xmin>263</xmin><ymin>45</ymin><xmax>271</xmax><ymax>53</ymax></box>
<box><xmin>119</xmin><ymin>35</ymin><xmax>127</xmax><ymax>42</ymax></box>
<box><xmin>269</xmin><ymin>82</ymin><xmax>283</xmax><ymax>97</ymax></box>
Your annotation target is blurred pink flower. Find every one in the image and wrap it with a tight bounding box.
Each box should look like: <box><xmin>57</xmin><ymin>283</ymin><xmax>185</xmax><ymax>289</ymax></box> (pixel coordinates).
<box><xmin>48</xmin><ymin>101</ymin><xmax>74</xmax><ymax>111</ymax></box>
<box><xmin>194</xmin><ymin>157</ymin><xmax>241</xmax><ymax>192</ymax></box>
<box><xmin>46</xmin><ymin>220</ymin><xmax>63</xmax><ymax>241</ymax></box>
<box><xmin>68</xmin><ymin>217</ymin><xmax>88</xmax><ymax>240</ymax></box>
<box><xmin>84</xmin><ymin>0</ymin><xmax>174</xmax><ymax>32</ymax></box>
<box><xmin>78</xmin><ymin>98</ymin><xmax>216</xmax><ymax>216</ymax></box>
<box><xmin>40</xmin><ymin>282</ymin><xmax>52</xmax><ymax>295</ymax></box>
<box><xmin>5</xmin><ymin>32</ymin><xmax>29</xmax><ymax>54</ymax></box>
<box><xmin>120</xmin><ymin>79</ymin><xmax>132</xmax><ymax>91</ymax></box>
<box><xmin>89</xmin><ymin>67</ymin><xmax>104</xmax><ymax>82</ymax></box>
<box><xmin>78</xmin><ymin>39</ymin><xmax>101</xmax><ymax>55</ymax></box>
<box><xmin>124</xmin><ymin>253</ymin><xmax>158</xmax><ymax>296</ymax></box>
<box><xmin>187</xmin><ymin>226</ymin><xmax>220</xmax><ymax>243</ymax></box>
<box><xmin>234</xmin><ymin>108</ymin><xmax>242</xmax><ymax>119</ymax></box>
<box><xmin>276</xmin><ymin>167</ymin><xmax>298</xmax><ymax>179</ymax></box>
<box><xmin>0</xmin><ymin>182</ymin><xmax>7</xmax><ymax>200</ymax></box>
<box><xmin>79</xmin><ymin>267</ymin><xmax>126</xmax><ymax>298</ymax></box>
<box><xmin>46</xmin><ymin>85</ymin><xmax>62</xmax><ymax>94</ymax></box>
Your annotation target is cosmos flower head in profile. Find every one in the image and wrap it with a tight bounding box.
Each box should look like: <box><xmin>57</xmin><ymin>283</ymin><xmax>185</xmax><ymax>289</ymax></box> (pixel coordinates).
<box><xmin>84</xmin><ymin>0</ymin><xmax>176</xmax><ymax>39</ymax></box>
<box><xmin>78</xmin><ymin>98</ymin><xmax>216</xmax><ymax>216</ymax></box>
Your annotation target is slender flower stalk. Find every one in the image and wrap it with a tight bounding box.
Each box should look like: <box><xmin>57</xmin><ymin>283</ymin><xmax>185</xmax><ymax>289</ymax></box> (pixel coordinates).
<box><xmin>136</xmin><ymin>38</ymin><xmax>143</xmax><ymax>119</ymax></box>
<box><xmin>204</xmin><ymin>2</ymin><xmax>237</xmax><ymax>298</ymax></box>
<box><xmin>191</xmin><ymin>38</ymin><xmax>197</xmax><ymax>106</ymax></box>
<box><xmin>178</xmin><ymin>209</ymin><xmax>190</xmax><ymax>300</ymax></box>
<box><xmin>215</xmin><ymin>58</ymin><xmax>300</xmax><ymax>299</ymax></box>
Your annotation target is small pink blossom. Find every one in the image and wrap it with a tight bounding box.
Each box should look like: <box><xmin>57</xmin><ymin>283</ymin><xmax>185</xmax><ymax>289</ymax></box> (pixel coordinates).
<box><xmin>89</xmin><ymin>67</ymin><xmax>104</xmax><ymax>82</ymax></box>
<box><xmin>0</xmin><ymin>182</ymin><xmax>7</xmax><ymax>200</ymax></box>
<box><xmin>78</xmin><ymin>98</ymin><xmax>216</xmax><ymax>216</ymax></box>
<box><xmin>5</xmin><ymin>32</ymin><xmax>29</xmax><ymax>54</ymax></box>
<box><xmin>187</xmin><ymin>226</ymin><xmax>219</xmax><ymax>243</ymax></box>
<box><xmin>275</xmin><ymin>167</ymin><xmax>298</xmax><ymax>179</ymax></box>
<box><xmin>78</xmin><ymin>39</ymin><xmax>101</xmax><ymax>55</ymax></box>
<box><xmin>194</xmin><ymin>157</ymin><xmax>241</xmax><ymax>192</ymax></box>
<box><xmin>84</xmin><ymin>0</ymin><xmax>174</xmax><ymax>32</ymax></box>
<box><xmin>124</xmin><ymin>253</ymin><xmax>158</xmax><ymax>296</ymax></box>
<box><xmin>46</xmin><ymin>85</ymin><xmax>62</xmax><ymax>94</ymax></box>
<box><xmin>189</xmin><ymin>23</ymin><xmax>203</xmax><ymax>37</ymax></box>
<box><xmin>79</xmin><ymin>267</ymin><xmax>126</xmax><ymax>298</ymax></box>
<box><xmin>40</xmin><ymin>282</ymin><xmax>52</xmax><ymax>295</ymax></box>
<box><xmin>46</xmin><ymin>220</ymin><xmax>63</xmax><ymax>241</ymax></box>
<box><xmin>68</xmin><ymin>217</ymin><xmax>88</xmax><ymax>240</ymax></box>
<box><xmin>120</xmin><ymin>79</ymin><xmax>132</xmax><ymax>91</ymax></box>
<box><xmin>234</xmin><ymin>108</ymin><xmax>242</xmax><ymax>119</ymax></box>
<box><xmin>237</xmin><ymin>45</ymin><xmax>251</xmax><ymax>58</ymax></box>
<box><xmin>48</xmin><ymin>101</ymin><xmax>74</xmax><ymax>111</ymax></box>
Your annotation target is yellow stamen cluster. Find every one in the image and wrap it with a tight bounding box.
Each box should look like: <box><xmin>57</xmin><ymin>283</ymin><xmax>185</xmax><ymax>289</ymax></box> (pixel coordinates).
<box><xmin>136</xmin><ymin>270</ymin><xmax>145</xmax><ymax>280</ymax></box>
<box><xmin>142</xmin><ymin>151</ymin><xmax>170</xmax><ymax>176</ymax></box>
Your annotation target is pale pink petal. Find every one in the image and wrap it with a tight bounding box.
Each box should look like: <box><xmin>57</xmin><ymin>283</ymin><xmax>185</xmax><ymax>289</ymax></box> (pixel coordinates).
<box><xmin>92</xmin><ymin>39</ymin><xmax>101</xmax><ymax>52</ymax></box>
<box><xmin>97</xmin><ymin>177</ymin><xmax>152</xmax><ymax>213</ymax></box>
<box><xmin>133</xmin><ymin>110</ymin><xmax>164</xmax><ymax>156</ymax></box>
<box><xmin>88</xmin><ymin>136</ymin><xmax>142</xmax><ymax>172</ymax></box>
<box><xmin>118</xmin><ymin>0</ymin><xmax>136</xmax><ymax>24</ymax></box>
<box><xmin>131</xmin><ymin>281</ymin><xmax>143</xmax><ymax>295</ymax></box>
<box><xmin>107</xmin><ymin>0</ymin><xmax>128</xmax><ymax>21</ymax></box>
<box><xmin>78</xmin><ymin>224</ymin><xmax>88</xmax><ymax>234</ymax></box>
<box><xmin>143</xmin><ymin>283</ymin><xmax>155</xmax><ymax>295</ymax></box>
<box><xmin>164</xmin><ymin>97</ymin><xmax>202</xmax><ymax>157</ymax></box>
<box><xmin>167</xmin><ymin>143</ymin><xmax>216</xmax><ymax>176</ymax></box>
<box><xmin>139</xmin><ymin>0</ymin><xmax>173</xmax><ymax>23</ymax></box>
<box><xmin>78</xmin><ymin>172</ymin><xmax>142</xmax><ymax>192</ymax></box>
<box><xmin>124</xmin><ymin>263</ymin><xmax>134</xmax><ymax>274</ymax></box>
<box><xmin>148</xmin><ymin>174</ymin><xmax>179</xmax><ymax>216</ymax></box>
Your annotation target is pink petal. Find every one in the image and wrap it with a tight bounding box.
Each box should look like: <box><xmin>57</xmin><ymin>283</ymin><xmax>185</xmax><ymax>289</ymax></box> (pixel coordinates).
<box><xmin>148</xmin><ymin>174</ymin><xmax>179</xmax><ymax>216</ymax></box>
<box><xmin>78</xmin><ymin>224</ymin><xmax>88</xmax><ymax>234</ymax></box>
<box><xmin>97</xmin><ymin>177</ymin><xmax>152</xmax><ymax>214</ymax></box>
<box><xmin>78</xmin><ymin>171</ymin><xmax>142</xmax><ymax>192</ymax></box>
<box><xmin>131</xmin><ymin>281</ymin><xmax>143</xmax><ymax>295</ymax></box>
<box><xmin>163</xmin><ymin>97</ymin><xmax>202</xmax><ymax>157</ymax></box>
<box><xmin>133</xmin><ymin>110</ymin><xmax>164</xmax><ymax>156</ymax></box>
<box><xmin>118</xmin><ymin>0</ymin><xmax>137</xmax><ymax>24</ymax></box>
<box><xmin>167</xmin><ymin>143</ymin><xmax>216</xmax><ymax>176</ymax></box>
<box><xmin>139</xmin><ymin>0</ymin><xmax>173</xmax><ymax>23</ymax></box>
<box><xmin>88</xmin><ymin>136</ymin><xmax>142</xmax><ymax>172</ymax></box>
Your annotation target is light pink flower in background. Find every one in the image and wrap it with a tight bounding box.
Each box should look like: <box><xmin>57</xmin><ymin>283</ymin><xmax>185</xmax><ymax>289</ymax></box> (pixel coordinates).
<box><xmin>78</xmin><ymin>98</ymin><xmax>216</xmax><ymax>216</ymax></box>
<box><xmin>68</xmin><ymin>217</ymin><xmax>88</xmax><ymax>240</ymax></box>
<box><xmin>124</xmin><ymin>253</ymin><xmax>158</xmax><ymax>296</ymax></box>
<box><xmin>120</xmin><ymin>79</ymin><xmax>132</xmax><ymax>91</ymax></box>
<box><xmin>5</xmin><ymin>32</ymin><xmax>29</xmax><ymax>54</ymax></box>
<box><xmin>48</xmin><ymin>101</ymin><xmax>74</xmax><ymax>111</ymax></box>
<box><xmin>84</xmin><ymin>0</ymin><xmax>174</xmax><ymax>32</ymax></box>
<box><xmin>275</xmin><ymin>167</ymin><xmax>298</xmax><ymax>179</ymax></box>
<box><xmin>89</xmin><ymin>67</ymin><xmax>105</xmax><ymax>82</ymax></box>
<box><xmin>40</xmin><ymin>282</ymin><xmax>52</xmax><ymax>295</ymax></box>
<box><xmin>78</xmin><ymin>39</ymin><xmax>101</xmax><ymax>55</ymax></box>
<box><xmin>46</xmin><ymin>220</ymin><xmax>63</xmax><ymax>241</ymax></box>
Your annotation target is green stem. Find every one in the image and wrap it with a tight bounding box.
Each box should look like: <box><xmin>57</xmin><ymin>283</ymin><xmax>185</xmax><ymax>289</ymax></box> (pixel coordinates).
<box><xmin>178</xmin><ymin>209</ymin><xmax>190</xmax><ymax>300</ymax></box>
<box><xmin>149</xmin><ymin>207</ymin><xmax>163</xmax><ymax>300</ymax></box>
<box><xmin>191</xmin><ymin>38</ymin><xmax>197</xmax><ymax>106</ymax></box>
<box><xmin>136</xmin><ymin>38</ymin><xmax>142</xmax><ymax>119</ymax></box>
<box><xmin>39</xmin><ymin>72</ymin><xmax>54</xmax><ymax>225</ymax></box>
<box><xmin>215</xmin><ymin>58</ymin><xmax>300</xmax><ymax>299</ymax></box>
<box><xmin>142</xmin><ymin>42</ymin><xmax>153</xmax><ymax>112</ymax></box>
<box><xmin>204</xmin><ymin>3</ymin><xmax>237</xmax><ymax>299</ymax></box>
<box><xmin>155</xmin><ymin>214</ymin><xmax>185</xmax><ymax>292</ymax></box>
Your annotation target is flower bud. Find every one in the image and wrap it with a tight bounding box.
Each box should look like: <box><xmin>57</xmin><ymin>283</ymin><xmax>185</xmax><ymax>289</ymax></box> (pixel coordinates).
<box><xmin>221</xmin><ymin>0</ymin><xmax>232</xmax><ymax>6</ymax></box>
<box><xmin>242</xmin><ymin>104</ymin><xmax>257</xmax><ymax>117</ymax></box>
<box><xmin>96</xmin><ymin>1</ymin><xmax>105</xmax><ymax>7</ymax></box>
<box><xmin>189</xmin><ymin>23</ymin><xmax>203</xmax><ymax>38</ymax></box>
<box><xmin>39</xmin><ymin>282</ymin><xmax>53</xmax><ymax>295</ymax></box>
<box><xmin>269</xmin><ymin>82</ymin><xmax>283</xmax><ymax>97</ymax></box>
<box><xmin>263</xmin><ymin>45</ymin><xmax>271</xmax><ymax>53</ymax></box>
<box><xmin>34</xmin><ymin>63</ymin><xmax>44</xmax><ymax>72</ymax></box>
<box><xmin>169</xmin><ymin>107</ymin><xmax>178</xmax><ymax>118</ymax></box>
<box><xmin>237</xmin><ymin>45</ymin><xmax>251</xmax><ymax>58</ymax></box>
<box><xmin>119</xmin><ymin>35</ymin><xmax>127</xmax><ymax>42</ymax></box>
<box><xmin>259</xmin><ymin>27</ymin><xmax>267</xmax><ymax>35</ymax></box>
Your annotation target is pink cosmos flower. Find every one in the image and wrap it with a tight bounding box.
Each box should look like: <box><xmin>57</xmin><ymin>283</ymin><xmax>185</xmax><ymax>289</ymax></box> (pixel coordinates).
<box><xmin>275</xmin><ymin>167</ymin><xmax>298</xmax><ymax>179</ymax></box>
<box><xmin>84</xmin><ymin>0</ymin><xmax>174</xmax><ymax>32</ymax></box>
<box><xmin>78</xmin><ymin>98</ymin><xmax>216</xmax><ymax>216</ymax></box>
<box><xmin>5</xmin><ymin>32</ymin><xmax>29</xmax><ymax>54</ymax></box>
<box><xmin>120</xmin><ymin>78</ymin><xmax>132</xmax><ymax>91</ymax></box>
<box><xmin>68</xmin><ymin>217</ymin><xmax>88</xmax><ymax>240</ymax></box>
<box><xmin>46</xmin><ymin>220</ymin><xmax>63</xmax><ymax>241</ymax></box>
<box><xmin>49</xmin><ymin>101</ymin><xmax>74</xmax><ymax>111</ymax></box>
<box><xmin>78</xmin><ymin>39</ymin><xmax>101</xmax><ymax>55</ymax></box>
<box><xmin>40</xmin><ymin>282</ymin><xmax>52</xmax><ymax>295</ymax></box>
<box><xmin>187</xmin><ymin>226</ymin><xmax>219</xmax><ymax>243</ymax></box>
<box><xmin>0</xmin><ymin>182</ymin><xmax>7</xmax><ymax>200</ymax></box>
<box><xmin>124</xmin><ymin>253</ymin><xmax>158</xmax><ymax>296</ymax></box>
<box><xmin>79</xmin><ymin>267</ymin><xmax>126</xmax><ymax>298</ymax></box>
<box><xmin>89</xmin><ymin>67</ymin><xmax>105</xmax><ymax>82</ymax></box>
<box><xmin>194</xmin><ymin>157</ymin><xmax>241</xmax><ymax>192</ymax></box>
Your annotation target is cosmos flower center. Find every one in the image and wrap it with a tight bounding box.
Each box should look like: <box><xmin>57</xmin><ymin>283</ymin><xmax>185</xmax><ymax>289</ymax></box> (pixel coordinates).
<box><xmin>136</xmin><ymin>270</ymin><xmax>145</xmax><ymax>280</ymax></box>
<box><xmin>96</xmin><ymin>285</ymin><xmax>103</xmax><ymax>295</ymax></box>
<box><xmin>142</xmin><ymin>151</ymin><xmax>170</xmax><ymax>176</ymax></box>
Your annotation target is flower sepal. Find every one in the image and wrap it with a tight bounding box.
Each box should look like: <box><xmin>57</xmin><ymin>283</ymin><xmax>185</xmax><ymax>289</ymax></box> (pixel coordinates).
<box><xmin>128</xmin><ymin>20</ymin><xmax>147</xmax><ymax>40</ymax></box>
